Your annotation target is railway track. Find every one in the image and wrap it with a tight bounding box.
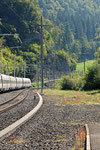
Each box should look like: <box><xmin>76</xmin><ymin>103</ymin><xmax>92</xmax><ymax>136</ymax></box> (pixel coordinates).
<box><xmin>0</xmin><ymin>89</ymin><xmax>30</xmax><ymax>114</ymax></box>
<box><xmin>0</xmin><ymin>91</ymin><xmax>43</xmax><ymax>140</ymax></box>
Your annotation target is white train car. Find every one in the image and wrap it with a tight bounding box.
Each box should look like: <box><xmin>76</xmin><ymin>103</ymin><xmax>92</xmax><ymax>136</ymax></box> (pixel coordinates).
<box><xmin>0</xmin><ymin>74</ymin><xmax>2</xmax><ymax>91</ymax></box>
<box><xmin>0</xmin><ymin>74</ymin><xmax>11</xmax><ymax>91</ymax></box>
<box><xmin>23</xmin><ymin>78</ymin><xmax>31</xmax><ymax>88</ymax></box>
<box><xmin>10</xmin><ymin>76</ymin><xmax>17</xmax><ymax>90</ymax></box>
<box><xmin>16</xmin><ymin>77</ymin><xmax>23</xmax><ymax>89</ymax></box>
<box><xmin>0</xmin><ymin>74</ymin><xmax>31</xmax><ymax>92</ymax></box>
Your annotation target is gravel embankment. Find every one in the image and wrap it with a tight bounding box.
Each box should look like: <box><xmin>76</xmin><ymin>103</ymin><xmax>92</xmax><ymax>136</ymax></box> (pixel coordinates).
<box><xmin>0</xmin><ymin>90</ymin><xmax>39</xmax><ymax>130</ymax></box>
<box><xmin>1</xmin><ymin>95</ymin><xmax>100</xmax><ymax>150</ymax></box>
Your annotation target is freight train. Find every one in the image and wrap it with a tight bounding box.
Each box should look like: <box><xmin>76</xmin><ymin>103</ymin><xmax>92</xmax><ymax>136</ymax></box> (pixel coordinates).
<box><xmin>0</xmin><ymin>74</ymin><xmax>31</xmax><ymax>92</ymax></box>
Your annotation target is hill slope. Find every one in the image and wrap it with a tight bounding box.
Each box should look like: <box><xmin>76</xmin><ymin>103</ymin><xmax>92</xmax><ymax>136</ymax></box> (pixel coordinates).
<box><xmin>39</xmin><ymin>0</ymin><xmax>100</xmax><ymax>61</ymax></box>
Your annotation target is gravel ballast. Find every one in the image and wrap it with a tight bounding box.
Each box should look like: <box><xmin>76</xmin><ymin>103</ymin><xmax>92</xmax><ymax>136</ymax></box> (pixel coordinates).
<box><xmin>1</xmin><ymin>95</ymin><xmax>100</xmax><ymax>149</ymax></box>
<box><xmin>0</xmin><ymin>90</ymin><xmax>39</xmax><ymax>130</ymax></box>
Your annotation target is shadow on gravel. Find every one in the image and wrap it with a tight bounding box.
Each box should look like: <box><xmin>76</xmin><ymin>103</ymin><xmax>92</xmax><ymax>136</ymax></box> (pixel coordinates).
<box><xmin>0</xmin><ymin>89</ymin><xmax>23</xmax><ymax>94</ymax></box>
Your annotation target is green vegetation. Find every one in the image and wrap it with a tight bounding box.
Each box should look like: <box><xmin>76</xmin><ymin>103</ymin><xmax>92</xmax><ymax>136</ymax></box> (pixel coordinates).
<box><xmin>0</xmin><ymin>0</ymin><xmax>42</xmax><ymax>78</ymax></box>
<box><xmin>1</xmin><ymin>46</ymin><xmax>24</xmax><ymax>76</ymax></box>
<box><xmin>0</xmin><ymin>0</ymin><xmax>100</xmax><ymax>81</ymax></box>
<box><xmin>83</xmin><ymin>47</ymin><xmax>100</xmax><ymax>90</ymax></box>
<box><xmin>55</xmin><ymin>74</ymin><xmax>84</xmax><ymax>91</ymax></box>
<box><xmin>56</xmin><ymin>67</ymin><xmax>100</xmax><ymax>91</ymax></box>
<box><xmin>56</xmin><ymin>47</ymin><xmax>100</xmax><ymax>91</ymax></box>
<box><xmin>76</xmin><ymin>60</ymin><xmax>94</xmax><ymax>72</ymax></box>
<box><xmin>39</xmin><ymin>0</ymin><xmax>100</xmax><ymax>61</ymax></box>
<box><xmin>83</xmin><ymin>64</ymin><xmax>100</xmax><ymax>90</ymax></box>
<box><xmin>0</xmin><ymin>0</ymin><xmax>78</xmax><ymax>78</ymax></box>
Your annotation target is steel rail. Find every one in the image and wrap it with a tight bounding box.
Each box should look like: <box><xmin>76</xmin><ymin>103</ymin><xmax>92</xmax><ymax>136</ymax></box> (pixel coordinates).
<box><xmin>0</xmin><ymin>89</ymin><xmax>26</xmax><ymax>106</ymax></box>
<box><xmin>0</xmin><ymin>91</ymin><xmax>43</xmax><ymax>140</ymax></box>
<box><xmin>0</xmin><ymin>89</ymin><xmax>30</xmax><ymax>114</ymax></box>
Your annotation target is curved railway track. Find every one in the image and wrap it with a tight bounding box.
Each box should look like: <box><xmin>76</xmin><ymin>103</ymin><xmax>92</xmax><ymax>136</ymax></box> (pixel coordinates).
<box><xmin>0</xmin><ymin>91</ymin><xmax>43</xmax><ymax>140</ymax></box>
<box><xmin>0</xmin><ymin>89</ymin><xmax>31</xmax><ymax>114</ymax></box>
<box><xmin>0</xmin><ymin>90</ymin><xmax>25</xmax><ymax>106</ymax></box>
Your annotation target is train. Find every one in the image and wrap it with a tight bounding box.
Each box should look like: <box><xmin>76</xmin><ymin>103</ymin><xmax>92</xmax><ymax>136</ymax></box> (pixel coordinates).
<box><xmin>0</xmin><ymin>74</ymin><xmax>31</xmax><ymax>92</ymax></box>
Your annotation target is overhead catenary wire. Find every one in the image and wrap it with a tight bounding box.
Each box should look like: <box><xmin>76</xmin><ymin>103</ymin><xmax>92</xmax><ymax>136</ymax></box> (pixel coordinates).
<box><xmin>0</xmin><ymin>1</ymin><xmax>22</xmax><ymax>35</ymax></box>
<box><xmin>0</xmin><ymin>1</ymin><xmax>24</xmax><ymax>44</ymax></box>
<box><xmin>4</xmin><ymin>1</ymin><xmax>33</xmax><ymax>30</ymax></box>
<box><xmin>3</xmin><ymin>1</ymin><xmax>40</xmax><ymax>35</ymax></box>
<box><xmin>0</xmin><ymin>23</ymin><xmax>11</xmax><ymax>34</ymax></box>
<box><xmin>4</xmin><ymin>1</ymin><xmax>23</xmax><ymax>21</ymax></box>
<box><xmin>0</xmin><ymin>24</ymin><xmax>23</xmax><ymax>46</ymax></box>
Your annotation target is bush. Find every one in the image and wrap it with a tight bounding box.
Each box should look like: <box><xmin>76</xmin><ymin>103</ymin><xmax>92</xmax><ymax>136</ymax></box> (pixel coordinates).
<box><xmin>56</xmin><ymin>61</ymin><xmax>100</xmax><ymax>91</ymax></box>
<box><xmin>83</xmin><ymin>63</ymin><xmax>100</xmax><ymax>90</ymax></box>
<box><xmin>59</xmin><ymin>76</ymin><xmax>73</xmax><ymax>90</ymax></box>
<box><xmin>72</xmin><ymin>77</ymin><xmax>84</xmax><ymax>91</ymax></box>
<box><xmin>56</xmin><ymin>74</ymin><xmax>84</xmax><ymax>90</ymax></box>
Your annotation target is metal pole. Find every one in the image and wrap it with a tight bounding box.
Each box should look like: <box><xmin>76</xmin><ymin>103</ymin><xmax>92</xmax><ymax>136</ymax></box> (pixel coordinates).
<box><xmin>53</xmin><ymin>64</ymin><xmax>55</xmax><ymax>88</ymax></box>
<box><xmin>37</xmin><ymin>63</ymin><xmax>39</xmax><ymax>89</ymax></box>
<box><xmin>83</xmin><ymin>47</ymin><xmax>85</xmax><ymax>73</ymax></box>
<box><xmin>14</xmin><ymin>55</ymin><xmax>16</xmax><ymax>77</ymax></box>
<box><xmin>24</xmin><ymin>62</ymin><xmax>26</xmax><ymax>78</ymax></box>
<box><xmin>84</xmin><ymin>58</ymin><xmax>85</xmax><ymax>73</ymax></box>
<box><xmin>0</xmin><ymin>47</ymin><xmax>2</xmax><ymax>74</ymax></box>
<box><xmin>49</xmin><ymin>68</ymin><xmax>51</xmax><ymax>88</ymax></box>
<box><xmin>41</xmin><ymin>16</ymin><xmax>44</xmax><ymax>95</ymax></box>
<box><xmin>7</xmin><ymin>63</ymin><xmax>9</xmax><ymax>75</ymax></box>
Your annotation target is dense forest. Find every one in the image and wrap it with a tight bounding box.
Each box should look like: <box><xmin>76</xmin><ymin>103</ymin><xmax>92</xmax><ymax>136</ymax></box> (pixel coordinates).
<box><xmin>39</xmin><ymin>0</ymin><xmax>100</xmax><ymax>61</ymax></box>
<box><xmin>0</xmin><ymin>0</ymin><xmax>100</xmax><ymax>79</ymax></box>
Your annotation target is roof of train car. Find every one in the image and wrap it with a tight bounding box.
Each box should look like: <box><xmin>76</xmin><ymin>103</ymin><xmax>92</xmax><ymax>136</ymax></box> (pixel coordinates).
<box><xmin>10</xmin><ymin>76</ymin><xmax>16</xmax><ymax>81</ymax></box>
<box><xmin>1</xmin><ymin>74</ymin><xmax>11</xmax><ymax>79</ymax></box>
<box><xmin>0</xmin><ymin>74</ymin><xmax>31</xmax><ymax>82</ymax></box>
<box><xmin>16</xmin><ymin>77</ymin><xmax>23</xmax><ymax>81</ymax></box>
<box><xmin>23</xmin><ymin>78</ymin><xmax>31</xmax><ymax>81</ymax></box>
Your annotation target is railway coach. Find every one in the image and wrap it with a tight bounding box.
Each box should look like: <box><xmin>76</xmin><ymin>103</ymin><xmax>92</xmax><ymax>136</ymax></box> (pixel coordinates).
<box><xmin>0</xmin><ymin>74</ymin><xmax>31</xmax><ymax>92</ymax></box>
<box><xmin>23</xmin><ymin>78</ymin><xmax>31</xmax><ymax>88</ymax></box>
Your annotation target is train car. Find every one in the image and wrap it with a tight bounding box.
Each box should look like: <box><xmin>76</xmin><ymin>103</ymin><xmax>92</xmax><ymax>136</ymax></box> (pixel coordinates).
<box><xmin>23</xmin><ymin>78</ymin><xmax>31</xmax><ymax>88</ymax></box>
<box><xmin>0</xmin><ymin>74</ymin><xmax>11</xmax><ymax>91</ymax></box>
<box><xmin>0</xmin><ymin>74</ymin><xmax>2</xmax><ymax>91</ymax></box>
<box><xmin>0</xmin><ymin>74</ymin><xmax>31</xmax><ymax>92</ymax></box>
<box><xmin>10</xmin><ymin>76</ymin><xmax>17</xmax><ymax>90</ymax></box>
<box><xmin>16</xmin><ymin>77</ymin><xmax>23</xmax><ymax>89</ymax></box>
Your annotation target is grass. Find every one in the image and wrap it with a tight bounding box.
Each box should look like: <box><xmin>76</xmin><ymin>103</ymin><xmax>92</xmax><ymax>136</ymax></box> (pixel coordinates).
<box><xmin>72</xmin><ymin>148</ymin><xmax>84</xmax><ymax>150</ymax></box>
<box><xmin>42</xmin><ymin>89</ymin><xmax>100</xmax><ymax>105</ymax></box>
<box><xmin>76</xmin><ymin>60</ymin><xmax>94</xmax><ymax>72</ymax></box>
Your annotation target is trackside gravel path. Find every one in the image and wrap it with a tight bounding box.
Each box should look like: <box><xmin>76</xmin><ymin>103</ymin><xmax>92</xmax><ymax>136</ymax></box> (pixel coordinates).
<box><xmin>1</xmin><ymin>95</ymin><xmax>100</xmax><ymax>150</ymax></box>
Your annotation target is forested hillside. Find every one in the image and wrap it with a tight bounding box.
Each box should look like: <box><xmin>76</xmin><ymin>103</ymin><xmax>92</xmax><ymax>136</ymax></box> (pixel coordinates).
<box><xmin>0</xmin><ymin>0</ymin><xmax>100</xmax><ymax>78</ymax></box>
<box><xmin>0</xmin><ymin>0</ymin><xmax>42</xmax><ymax>77</ymax></box>
<box><xmin>0</xmin><ymin>0</ymin><xmax>77</xmax><ymax>78</ymax></box>
<box><xmin>39</xmin><ymin>0</ymin><xmax>100</xmax><ymax>61</ymax></box>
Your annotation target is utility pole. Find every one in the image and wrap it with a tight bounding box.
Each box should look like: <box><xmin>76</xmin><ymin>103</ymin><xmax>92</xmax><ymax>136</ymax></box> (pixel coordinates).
<box><xmin>40</xmin><ymin>16</ymin><xmax>44</xmax><ymax>95</ymax></box>
<box><xmin>36</xmin><ymin>63</ymin><xmax>39</xmax><ymax>89</ymax></box>
<box><xmin>83</xmin><ymin>47</ymin><xmax>86</xmax><ymax>73</ymax></box>
<box><xmin>21</xmin><ymin>53</ymin><xmax>39</xmax><ymax>80</ymax></box>
<box><xmin>0</xmin><ymin>34</ymin><xmax>22</xmax><ymax>76</ymax></box>
<box><xmin>14</xmin><ymin>55</ymin><xmax>16</xmax><ymax>77</ymax></box>
<box><xmin>7</xmin><ymin>63</ymin><xmax>9</xmax><ymax>75</ymax></box>
<box><xmin>0</xmin><ymin>46</ymin><xmax>2</xmax><ymax>74</ymax></box>
<box><xmin>84</xmin><ymin>55</ymin><xmax>86</xmax><ymax>73</ymax></box>
<box><xmin>38</xmin><ymin>16</ymin><xmax>52</xmax><ymax>95</ymax></box>
<box><xmin>32</xmin><ymin>16</ymin><xmax>52</xmax><ymax>95</ymax></box>
<box><xmin>0</xmin><ymin>38</ymin><xmax>3</xmax><ymax>74</ymax></box>
<box><xmin>24</xmin><ymin>62</ymin><xmax>26</xmax><ymax>78</ymax></box>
